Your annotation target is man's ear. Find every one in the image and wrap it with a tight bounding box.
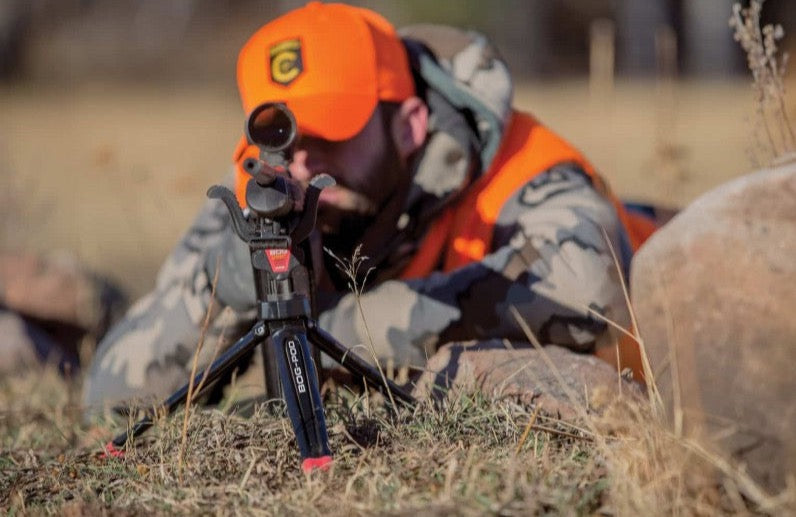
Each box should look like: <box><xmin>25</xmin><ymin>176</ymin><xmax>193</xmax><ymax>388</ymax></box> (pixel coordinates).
<box><xmin>390</xmin><ymin>96</ymin><xmax>428</xmax><ymax>162</ymax></box>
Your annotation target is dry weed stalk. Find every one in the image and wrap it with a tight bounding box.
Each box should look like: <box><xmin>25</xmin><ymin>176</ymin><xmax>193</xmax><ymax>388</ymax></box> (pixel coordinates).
<box><xmin>177</xmin><ymin>258</ymin><xmax>222</xmax><ymax>483</ymax></box>
<box><xmin>325</xmin><ymin>244</ymin><xmax>398</xmax><ymax>410</ymax></box>
<box><xmin>730</xmin><ymin>0</ymin><xmax>796</xmax><ymax>164</ymax></box>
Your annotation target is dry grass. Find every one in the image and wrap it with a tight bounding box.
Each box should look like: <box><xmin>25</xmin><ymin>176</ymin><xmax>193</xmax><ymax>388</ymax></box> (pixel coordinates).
<box><xmin>730</xmin><ymin>0</ymin><xmax>796</xmax><ymax>164</ymax></box>
<box><xmin>2</xmin><ymin>359</ymin><xmax>794</xmax><ymax>516</ymax></box>
<box><xmin>1</xmin><ymin>369</ymin><xmax>597</xmax><ymax>515</ymax></box>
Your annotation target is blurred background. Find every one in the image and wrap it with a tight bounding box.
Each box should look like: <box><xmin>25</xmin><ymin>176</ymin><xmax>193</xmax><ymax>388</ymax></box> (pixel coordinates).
<box><xmin>1</xmin><ymin>0</ymin><xmax>795</xmax><ymax>299</ymax></box>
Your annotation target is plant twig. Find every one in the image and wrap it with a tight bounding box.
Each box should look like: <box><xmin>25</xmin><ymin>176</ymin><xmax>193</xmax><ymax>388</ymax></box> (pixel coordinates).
<box><xmin>598</xmin><ymin>227</ymin><xmax>663</xmax><ymax>415</ymax></box>
<box><xmin>515</xmin><ymin>405</ymin><xmax>542</xmax><ymax>454</ymax></box>
<box><xmin>730</xmin><ymin>0</ymin><xmax>795</xmax><ymax>163</ymax></box>
<box><xmin>509</xmin><ymin>306</ymin><xmax>600</xmax><ymax>440</ymax></box>
<box><xmin>325</xmin><ymin>245</ymin><xmax>398</xmax><ymax>410</ymax></box>
<box><xmin>178</xmin><ymin>258</ymin><xmax>221</xmax><ymax>483</ymax></box>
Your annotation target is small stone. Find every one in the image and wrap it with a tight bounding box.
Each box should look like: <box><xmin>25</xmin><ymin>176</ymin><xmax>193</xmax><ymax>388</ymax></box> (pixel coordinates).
<box><xmin>412</xmin><ymin>340</ymin><xmax>641</xmax><ymax>420</ymax></box>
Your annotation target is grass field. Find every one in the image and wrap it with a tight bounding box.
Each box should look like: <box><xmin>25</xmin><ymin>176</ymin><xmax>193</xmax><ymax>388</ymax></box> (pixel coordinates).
<box><xmin>2</xmin><ymin>78</ymin><xmax>795</xmax><ymax>514</ymax></box>
<box><xmin>2</xmin><ymin>360</ymin><xmax>793</xmax><ymax>514</ymax></box>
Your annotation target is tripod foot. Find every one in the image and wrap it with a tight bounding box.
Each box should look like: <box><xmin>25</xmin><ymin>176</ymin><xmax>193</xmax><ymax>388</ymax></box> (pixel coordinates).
<box><xmin>301</xmin><ymin>455</ymin><xmax>332</xmax><ymax>473</ymax></box>
<box><xmin>101</xmin><ymin>441</ymin><xmax>125</xmax><ymax>459</ymax></box>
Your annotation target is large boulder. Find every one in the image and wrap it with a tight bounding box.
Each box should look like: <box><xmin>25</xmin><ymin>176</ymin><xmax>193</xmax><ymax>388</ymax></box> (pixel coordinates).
<box><xmin>630</xmin><ymin>162</ymin><xmax>796</xmax><ymax>491</ymax></box>
<box><xmin>412</xmin><ymin>341</ymin><xmax>640</xmax><ymax>420</ymax></box>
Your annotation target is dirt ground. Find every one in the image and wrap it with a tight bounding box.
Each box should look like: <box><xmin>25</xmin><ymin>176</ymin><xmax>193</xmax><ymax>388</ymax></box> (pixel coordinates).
<box><xmin>0</xmin><ymin>78</ymin><xmax>767</xmax><ymax>298</ymax></box>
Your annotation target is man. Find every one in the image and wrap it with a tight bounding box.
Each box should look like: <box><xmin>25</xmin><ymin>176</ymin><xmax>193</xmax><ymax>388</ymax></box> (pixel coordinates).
<box><xmin>83</xmin><ymin>2</ymin><xmax>653</xmax><ymax>413</ymax></box>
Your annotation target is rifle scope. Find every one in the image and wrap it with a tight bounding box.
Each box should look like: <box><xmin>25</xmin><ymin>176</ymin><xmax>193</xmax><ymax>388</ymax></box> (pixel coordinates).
<box><xmin>245</xmin><ymin>102</ymin><xmax>297</xmax><ymax>152</ymax></box>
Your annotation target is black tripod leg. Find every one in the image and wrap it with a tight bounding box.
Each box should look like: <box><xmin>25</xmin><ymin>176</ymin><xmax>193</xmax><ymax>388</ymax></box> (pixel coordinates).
<box><xmin>269</xmin><ymin>324</ymin><xmax>332</xmax><ymax>470</ymax></box>
<box><xmin>261</xmin><ymin>339</ymin><xmax>324</xmax><ymax>403</ymax></box>
<box><xmin>109</xmin><ymin>323</ymin><xmax>267</xmax><ymax>448</ymax></box>
<box><xmin>261</xmin><ymin>340</ymin><xmax>282</xmax><ymax>400</ymax></box>
<box><xmin>307</xmin><ymin>323</ymin><xmax>416</xmax><ymax>406</ymax></box>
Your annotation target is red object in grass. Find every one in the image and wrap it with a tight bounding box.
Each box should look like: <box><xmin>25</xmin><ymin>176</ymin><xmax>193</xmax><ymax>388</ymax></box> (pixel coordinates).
<box><xmin>101</xmin><ymin>442</ymin><xmax>125</xmax><ymax>459</ymax></box>
<box><xmin>301</xmin><ymin>455</ymin><xmax>332</xmax><ymax>473</ymax></box>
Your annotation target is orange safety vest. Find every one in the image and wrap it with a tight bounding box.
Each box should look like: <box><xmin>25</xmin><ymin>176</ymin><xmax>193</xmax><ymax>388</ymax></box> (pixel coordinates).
<box><xmin>399</xmin><ymin>111</ymin><xmax>655</xmax><ymax>380</ymax></box>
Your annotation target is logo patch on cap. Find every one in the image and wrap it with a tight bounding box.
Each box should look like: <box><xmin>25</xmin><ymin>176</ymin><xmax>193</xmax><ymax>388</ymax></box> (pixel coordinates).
<box><xmin>270</xmin><ymin>39</ymin><xmax>303</xmax><ymax>86</ymax></box>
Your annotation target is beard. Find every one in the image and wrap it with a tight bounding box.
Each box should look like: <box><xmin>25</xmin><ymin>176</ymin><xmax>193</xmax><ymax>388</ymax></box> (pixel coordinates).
<box><xmin>320</xmin><ymin>211</ymin><xmax>375</xmax><ymax>289</ymax></box>
<box><xmin>317</xmin><ymin>134</ymin><xmax>406</xmax><ymax>290</ymax></box>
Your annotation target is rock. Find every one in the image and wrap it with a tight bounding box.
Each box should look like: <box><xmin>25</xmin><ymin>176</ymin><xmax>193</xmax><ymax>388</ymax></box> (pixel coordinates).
<box><xmin>0</xmin><ymin>250</ymin><xmax>126</xmax><ymax>338</ymax></box>
<box><xmin>0</xmin><ymin>249</ymin><xmax>127</xmax><ymax>372</ymax></box>
<box><xmin>0</xmin><ymin>309</ymin><xmax>39</xmax><ymax>372</ymax></box>
<box><xmin>0</xmin><ymin>308</ymin><xmax>79</xmax><ymax>373</ymax></box>
<box><xmin>412</xmin><ymin>340</ymin><xmax>641</xmax><ymax>420</ymax></box>
<box><xmin>630</xmin><ymin>163</ymin><xmax>796</xmax><ymax>492</ymax></box>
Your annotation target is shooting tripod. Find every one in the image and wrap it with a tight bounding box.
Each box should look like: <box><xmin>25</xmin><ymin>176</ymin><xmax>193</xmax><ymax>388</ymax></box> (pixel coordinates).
<box><xmin>107</xmin><ymin>103</ymin><xmax>415</xmax><ymax>472</ymax></box>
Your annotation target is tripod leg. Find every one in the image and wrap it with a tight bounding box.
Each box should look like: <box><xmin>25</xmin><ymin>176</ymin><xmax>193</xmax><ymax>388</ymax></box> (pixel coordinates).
<box><xmin>261</xmin><ymin>338</ymin><xmax>324</xmax><ymax>403</ymax></box>
<box><xmin>269</xmin><ymin>324</ymin><xmax>332</xmax><ymax>470</ymax></box>
<box><xmin>261</xmin><ymin>340</ymin><xmax>282</xmax><ymax>400</ymax></box>
<box><xmin>110</xmin><ymin>323</ymin><xmax>267</xmax><ymax>448</ymax></box>
<box><xmin>308</xmin><ymin>323</ymin><xmax>416</xmax><ymax>406</ymax></box>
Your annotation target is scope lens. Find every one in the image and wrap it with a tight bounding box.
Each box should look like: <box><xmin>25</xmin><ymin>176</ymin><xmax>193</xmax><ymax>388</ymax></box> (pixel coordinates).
<box><xmin>247</xmin><ymin>103</ymin><xmax>296</xmax><ymax>151</ymax></box>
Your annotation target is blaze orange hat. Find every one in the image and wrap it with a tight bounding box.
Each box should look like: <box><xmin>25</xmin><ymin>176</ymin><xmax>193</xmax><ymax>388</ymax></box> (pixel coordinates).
<box><xmin>237</xmin><ymin>1</ymin><xmax>415</xmax><ymax>141</ymax></box>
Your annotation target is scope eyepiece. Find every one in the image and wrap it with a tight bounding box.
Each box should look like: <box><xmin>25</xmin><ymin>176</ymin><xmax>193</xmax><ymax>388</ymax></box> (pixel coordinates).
<box><xmin>245</xmin><ymin>102</ymin><xmax>297</xmax><ymax>152</ymax></box>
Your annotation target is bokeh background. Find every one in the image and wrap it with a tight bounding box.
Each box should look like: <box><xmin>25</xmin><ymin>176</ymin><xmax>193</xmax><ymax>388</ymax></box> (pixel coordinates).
<box><xmin>1</xmin><ymin>0</ymin><xmax>795</xmax><ymax>299</ymax></box>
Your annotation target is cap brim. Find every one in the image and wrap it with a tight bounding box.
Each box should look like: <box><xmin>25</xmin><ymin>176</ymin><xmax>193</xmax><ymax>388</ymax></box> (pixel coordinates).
<box><xmin>278</xmin><ymin>92</ymin><xmax>378</xmax><ymax>142</ymax></box>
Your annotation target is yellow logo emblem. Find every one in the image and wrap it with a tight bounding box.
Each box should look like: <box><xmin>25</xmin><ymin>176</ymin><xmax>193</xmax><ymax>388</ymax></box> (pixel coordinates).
<box><xmin>270</xmin><ymin>39</ymin><xmax>303</xmax><ymax>86</ymax></box>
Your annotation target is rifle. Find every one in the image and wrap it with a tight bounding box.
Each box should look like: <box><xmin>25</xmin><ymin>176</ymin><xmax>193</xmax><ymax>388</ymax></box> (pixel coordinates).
<box><xmin>106</xmin><ymin>103</ymin><xmax>415</xmax><ymax>472</ymax></box>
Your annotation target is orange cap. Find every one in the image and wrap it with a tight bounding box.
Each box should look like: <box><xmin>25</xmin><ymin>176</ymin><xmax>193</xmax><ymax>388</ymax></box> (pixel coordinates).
<box><xmin>237</xmin><ymin>2</ymin><xmax>415</xmax><ymax>141</ymax></box>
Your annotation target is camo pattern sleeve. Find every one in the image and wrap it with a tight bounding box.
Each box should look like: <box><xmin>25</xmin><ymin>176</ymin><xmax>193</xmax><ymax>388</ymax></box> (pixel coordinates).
<box><xmin>82</xmin><ymin>174</ymin><xmax>257</xmax><ymax>413</ymax></box>
<box><xmin>318</xmin><ymin>164</ymin><xmax>632</xmax><ymax>368</ymax></box>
